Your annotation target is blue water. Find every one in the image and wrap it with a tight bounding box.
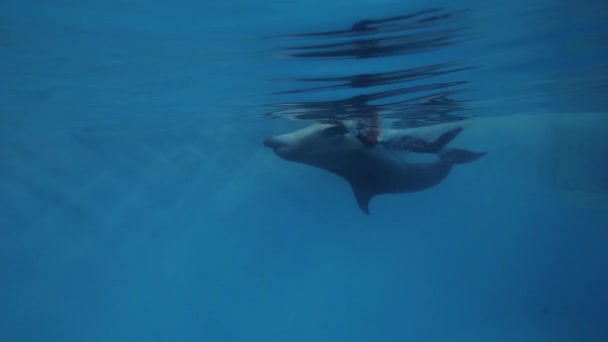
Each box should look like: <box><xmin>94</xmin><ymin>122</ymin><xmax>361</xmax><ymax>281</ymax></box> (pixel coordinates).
<box><xmin>1</xmin><ymin>0</ymin><xmax>607</xmax><ymax>341</ymax></box>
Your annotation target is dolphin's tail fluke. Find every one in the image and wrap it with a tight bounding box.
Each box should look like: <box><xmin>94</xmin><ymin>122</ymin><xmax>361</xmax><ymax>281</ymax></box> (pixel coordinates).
<box><xmin>429</xmin><ymin>126</ymin><xmax>463</xmax><ymax>152</ymax></box>
<box><xmin>381</xmin><ymin>126</ymin><xmax>464</xmax><ymax>153</ymax></box>
<box><xmin>438</xmin><ymin>148</ymin><xmax>486</xmax><ymax>165</ymax></box>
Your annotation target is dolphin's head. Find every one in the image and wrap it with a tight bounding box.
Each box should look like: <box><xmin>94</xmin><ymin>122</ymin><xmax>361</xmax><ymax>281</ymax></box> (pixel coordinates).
<box><xmin>264</xmin><ymin>123</ymin><xmax>350</xmax><ymax>163</ymax></box>
<box><xmin>264</xmin><ymin>122</ymin><xmax>376</xmax><ymax>214</ymax></box>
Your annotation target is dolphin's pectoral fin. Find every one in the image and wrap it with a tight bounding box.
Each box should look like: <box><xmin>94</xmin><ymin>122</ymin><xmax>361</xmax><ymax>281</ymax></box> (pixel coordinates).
<box><xmin>351</xmin><ymin>184</ymin><xmax>375</xmax><ymax>215</ymax></box>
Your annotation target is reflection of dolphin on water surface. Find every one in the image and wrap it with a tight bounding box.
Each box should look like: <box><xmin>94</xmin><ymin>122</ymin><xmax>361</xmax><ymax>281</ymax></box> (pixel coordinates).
<box><xmin>264</xmin><ymin>123</ymin><xmax>485</xmax><ymax>214</ymax></box>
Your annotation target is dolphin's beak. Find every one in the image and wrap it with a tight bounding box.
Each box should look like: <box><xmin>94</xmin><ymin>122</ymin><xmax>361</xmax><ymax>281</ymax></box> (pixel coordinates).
<box><xmin>264</xmin><ymin>136</ymin><xmax>296</xmax><ymax>160</ymax></box>
<box><xmin>263</xmin><ymin>137</ymin><xmax>290</xmax><ymax>150</ymax></box>
<box><xmin>263</xmin><ymin>137</ymin><xmax>278</xmax><ymax>148</ymax></box>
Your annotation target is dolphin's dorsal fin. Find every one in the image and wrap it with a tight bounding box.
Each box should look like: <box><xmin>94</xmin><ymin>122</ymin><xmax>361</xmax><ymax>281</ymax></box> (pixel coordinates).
<box><xmin>351</xmin><ymin>184</ymin><xmax>374</xmax><ymax>215</ymax></box>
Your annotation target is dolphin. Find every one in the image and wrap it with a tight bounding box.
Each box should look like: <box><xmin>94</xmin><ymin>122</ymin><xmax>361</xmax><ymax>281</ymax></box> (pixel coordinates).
<box><xmin>263</xmin><ymin>123</ymin><xmax>485</xmax><ymax>214</ymax></box>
